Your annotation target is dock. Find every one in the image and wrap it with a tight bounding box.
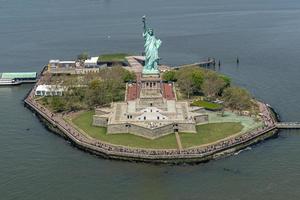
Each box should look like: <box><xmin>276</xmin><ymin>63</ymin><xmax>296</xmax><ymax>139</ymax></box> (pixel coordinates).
<box><xmin>276</xmin><ymin>122</ymin><xmax>300</xmax><ymax>129</ymax></box>
<box><xmin>174</xmin><ymin>58</ymin><xmax>216</xmax><ymax>70</ymax></box>
<box><xmin>24</xmin><ymin>71</ymin><xmax>279</xmax><ymax>163</ymax></box>
<box><xmin>0</xmin><ymin>72</ymin><xmax>37</xmax><ymax>86</ymax></box>
<box><xmin>125</xmin><ymin>56</ymin><xmax>216</xmax><ymax>72</ymax></box>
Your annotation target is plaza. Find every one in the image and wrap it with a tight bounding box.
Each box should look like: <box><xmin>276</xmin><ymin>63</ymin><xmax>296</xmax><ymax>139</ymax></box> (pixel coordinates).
<box><xmin>93</xmin><ymin>56</ymin><xmax>208</xmax><ymax>139</ymax></box>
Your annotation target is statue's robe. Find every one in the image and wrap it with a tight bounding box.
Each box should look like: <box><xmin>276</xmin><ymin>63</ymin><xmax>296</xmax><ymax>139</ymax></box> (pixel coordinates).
<box><xmin>143</xmin><ymin>31</ymin><xmax>161</xmax><ymax>71</ymax></box>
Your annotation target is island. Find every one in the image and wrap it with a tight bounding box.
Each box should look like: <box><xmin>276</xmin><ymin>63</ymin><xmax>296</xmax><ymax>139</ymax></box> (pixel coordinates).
<box><xmin>23</xmin><ymin>17</ymin><xmax>279</xmax><ymax>164</ymax></box>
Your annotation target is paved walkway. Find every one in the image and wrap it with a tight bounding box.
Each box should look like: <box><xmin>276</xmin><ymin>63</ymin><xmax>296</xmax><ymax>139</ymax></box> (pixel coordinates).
<box><xmin>162</xmin><ymin>83</ymin><xmax>175</xmax><ymax>100</ymax></box>
<box><xmin>127</xmin><ymin>83</ymin><xmax>139</xmax><ymax>100</ymax></box>
<box><xmin>23</xmin><ymin>71</ymin><xmax>278</xmax><ymax>162</ymax></box>
<box><xmin>175</xmin><ymin>132</ymin><xmax>183</xmax><ymax>151</ymax></box>
<box><xmin>204</xmin><ymin>110</ymin><xmax>263</xmax><ymax>133</ymax></box>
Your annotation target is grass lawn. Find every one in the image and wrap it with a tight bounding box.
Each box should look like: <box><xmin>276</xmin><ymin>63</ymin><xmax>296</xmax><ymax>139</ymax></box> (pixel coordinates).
<box><xmin>180</xmin><ymin>122</ymin><xmax>243</xmax><ymax>148</ymax></box>
<box><xmin>191</xmin><ymin>100</ymin><xmax>223</xmax><ymax>110</ymax></box>
<box><xmin>71</xmin><ymin>111</ymin><xmax>178</xmax><ymax>149</ymax></box>
<box><xmin>71</xmin><ymin>111</ymin><xmax>243</xmax><ymax>149</ymax></box>
<box><xmin>98</xmin><ymin>53</ymin><xmax>130</xmax><ymax>62</ymax></box>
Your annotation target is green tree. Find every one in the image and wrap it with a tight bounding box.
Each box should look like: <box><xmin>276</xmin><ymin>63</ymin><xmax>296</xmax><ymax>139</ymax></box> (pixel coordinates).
<box><xmin>176</xmin><ymin>70</ymin><xmax>194</xmax><ymax>99</ymax></box>
<box><xmin>84</xmin><ymin>76</ymin><xmax>125</xmax><ymax>108</ymax></box>
<box><xmin>162</xmin><ymin>70</ymin><xmax>176</xmax><ymax>82</ymax></box>
<box><xmin>201</xmin><ymin>72</ymin><xmax>226</xmax><ymax>98</ymax></box>
<box><xmin>85</xmin><ymin>79</ymin><xmax>105</xmax><ymax>108</ymax></box>
<box><xmin>45</xmin><ymin>66</ymin><xmax>137</xmax><ymax>112</ymax></box>
<box><xmin>122</xmin><ymin>69</ymin><xmax>136</xmax><ymax>82</ymax></box>
<box><xmin>49</xmin><ymin>97</ymin><xmax>65</xmax><ymax>112</ymax></box>
<box><xmin>191</xmin><ymin>69</ymin><xmax>203</xmax><ymax>94</ymax></box>
<box><xmin>77</xmin><ymin>51</ymin><xmax>89</xmax><ymax>61</ymax></box>
<box><xmin>99</xmin><ymin>66</ymin><xmax>135</xmax><ymax>82</ymax></box>
<box><xmin>175</xmin><ymin>66</ymin><xmax>204</xmax><ymax>98</ymax></box>
<box><xmin>219</xmin><ymin>75</ymin><xmax>231</xmax><ymax>87</ymax></box>
<box><xmin>223</xmin><ymin>86</ymin><xmax>252</xmax><ymax>111</ymax></box>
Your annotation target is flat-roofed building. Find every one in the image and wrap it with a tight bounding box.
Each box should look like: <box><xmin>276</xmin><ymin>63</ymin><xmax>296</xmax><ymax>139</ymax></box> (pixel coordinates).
<box><xmin>48</xmin><ymin>60</ymin><xmax>76</xmax><ymax>69</ymax></box>
<box><xmin>48</xmin><ymin>59</ymin><xmax>104</xmax><ymax>74</ymax></box>
<box><xmin>84</xmin><ymin>57</ymin><xmax>99</xmax><ymax>68</ymax></box>
<box><xmin>35</xmin><ymin>84</ymin><xmax>65</xmax><ymax>96</ymax></box>
<box><xmin>48</xmin><ymin>60</ymin><xmax>77</xmax><ymax>74</ymax></box>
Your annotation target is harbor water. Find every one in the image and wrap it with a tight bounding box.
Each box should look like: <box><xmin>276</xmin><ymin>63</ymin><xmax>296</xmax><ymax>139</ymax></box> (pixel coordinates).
<box><xmin>1</xmin><ymin>0</ymin><xmax>300</xmax><ymax>199</ymax></box>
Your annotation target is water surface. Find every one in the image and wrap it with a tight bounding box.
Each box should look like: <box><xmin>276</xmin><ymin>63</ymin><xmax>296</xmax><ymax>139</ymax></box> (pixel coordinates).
<box><xmin>1</xmin><ymin>0</ymin><xmax>300</xmax><ymax>199</ymax></box>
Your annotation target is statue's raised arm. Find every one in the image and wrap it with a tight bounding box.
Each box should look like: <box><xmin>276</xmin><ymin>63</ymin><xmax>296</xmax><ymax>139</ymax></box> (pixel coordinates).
<box><xmin>142</xmin><ymin>16</ymin><xmax>147</xmax><ymax>33</ymax></box>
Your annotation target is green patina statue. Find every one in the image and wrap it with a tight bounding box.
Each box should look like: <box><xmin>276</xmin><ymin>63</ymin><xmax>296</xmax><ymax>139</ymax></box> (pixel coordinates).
<box><xmin>142</xmin><ymin>16</ymin><xmax>161</xmax><ymax>75</ymax></box>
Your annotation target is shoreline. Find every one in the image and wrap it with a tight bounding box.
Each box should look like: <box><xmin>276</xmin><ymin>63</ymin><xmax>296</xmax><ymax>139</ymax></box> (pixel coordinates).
<box><xmin>23</xmin><ymin>72</ymin><xmax>279</xmax><ymax>164</ymax></box>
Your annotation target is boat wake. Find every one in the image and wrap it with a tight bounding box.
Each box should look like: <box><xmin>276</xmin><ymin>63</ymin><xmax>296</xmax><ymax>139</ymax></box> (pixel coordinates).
<box><xmin>234</xmin><ymin>147</ymin><xmax>252</xmax><ymax>156</ymax></box>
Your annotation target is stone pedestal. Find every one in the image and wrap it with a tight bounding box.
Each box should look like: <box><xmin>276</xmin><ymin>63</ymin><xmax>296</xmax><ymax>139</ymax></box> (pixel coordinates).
<box><xmin>142</xmin><ymin>69</ymin><xmax>160</xmax><ymax>78</ymax></box>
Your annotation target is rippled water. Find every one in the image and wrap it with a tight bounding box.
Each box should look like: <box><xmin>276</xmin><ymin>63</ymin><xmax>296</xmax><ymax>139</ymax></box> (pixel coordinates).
<box><xmin>1</xmin><ymin>0</ymin><xmax>300</xmax><ymax>199</ymax></box>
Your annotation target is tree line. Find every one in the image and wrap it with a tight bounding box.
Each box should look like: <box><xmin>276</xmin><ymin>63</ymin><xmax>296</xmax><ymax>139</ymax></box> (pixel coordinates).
<box><xmin>42</xmin><ymin>66</ymin><xmax>135</xmax><ymax>112</ymax></box>
<box><xmin>163</xmin><ymin>66</ymin><xmax>253</xmax><ymax>112</ymax></box>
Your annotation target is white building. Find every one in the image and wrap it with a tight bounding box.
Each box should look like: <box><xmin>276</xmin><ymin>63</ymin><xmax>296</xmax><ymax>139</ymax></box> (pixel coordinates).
<box><xmin>84</xmin><ymin>57</ymin><xmax>99</xmax><ymax>68</ymax></box>
<box><xmin>35</xmin><ymin>84</ymin><xmax>65</xmax><ymax>96</ymax></box>
<box><xmin>48</xmin><ymin>60</ymin><xmax>76</xmax><ymax>69</ymax></box>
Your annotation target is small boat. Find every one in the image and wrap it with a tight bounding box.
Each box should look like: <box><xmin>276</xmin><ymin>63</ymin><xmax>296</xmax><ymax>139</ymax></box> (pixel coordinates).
<box><xmin>0</xmin><ymin>72</ymin><xmax>37</xmax><ymax>86</ymax></box>
<box><xmin>0</xmin><ymin>78</ymin><xmax>21</xmax><ymax>86</ymax></box>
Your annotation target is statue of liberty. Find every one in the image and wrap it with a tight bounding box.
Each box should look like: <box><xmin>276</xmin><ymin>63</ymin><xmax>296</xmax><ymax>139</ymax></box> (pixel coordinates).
<box><xmin>142</xmin><ymin>16</ymin><xmax>162</xmax><ymax>74</ymax></box>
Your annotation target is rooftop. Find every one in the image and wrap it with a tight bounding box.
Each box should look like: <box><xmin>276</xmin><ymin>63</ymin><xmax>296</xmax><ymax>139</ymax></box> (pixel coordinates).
<box><xmin>84</xmin><ymin>57</ymin><xmax>99</xmax><ymax>64</ymax></box>
<box><xmin>1</xmin><ymin>72</ymin><xmax>37</xmax><ymax>79</ymax></box>
<box><xmin>49</xmin><ymin>60</ymin><xmax>75</xmax><ymax>64</ymax></box>
<box><xmin>98</xmin><ymin>53</ymin><xmax>129</xmax><ymax>62</ymax></box>
<box><xmin>36</xmin><ymin>84</ymin><xmax>65</xmax><ymax>92</ymax></box>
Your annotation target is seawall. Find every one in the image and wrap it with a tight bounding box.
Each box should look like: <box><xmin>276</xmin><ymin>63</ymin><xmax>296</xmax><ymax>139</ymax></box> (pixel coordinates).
<box><xmin>23</xmin><ymin>73</ymin><xmax>279</xmax><ymax>164</ymax></box>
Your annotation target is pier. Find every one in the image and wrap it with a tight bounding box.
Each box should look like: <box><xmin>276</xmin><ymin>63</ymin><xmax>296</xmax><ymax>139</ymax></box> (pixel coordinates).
<box><xmin>276</xmin><ymin>122</ymin><xmax>300</xmax><ymax>129</ymax></box>
<box><xmin>174</xmin><ymin>58</ymin><xmax>216</xmax><ymax>70</ymax></box>
<box><xmin>24</xmin><ymin>70</ymin><xmax>279</xmax><ymax>163</ymax></box>
<box><xmin>0</xmin><ymin>72</ymin><xmax>37</xmax><ymax>86</ymax></box>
